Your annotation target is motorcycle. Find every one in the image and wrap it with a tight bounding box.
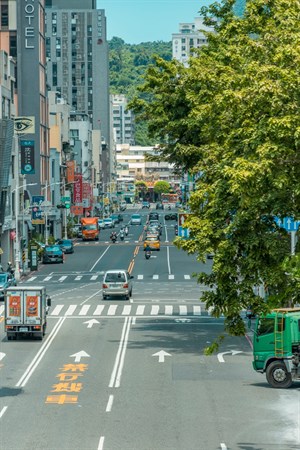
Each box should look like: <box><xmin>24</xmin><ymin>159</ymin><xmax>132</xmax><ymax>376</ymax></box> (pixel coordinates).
<box><xmin>124</xmin><ymin>227</ymin><xmax>129</xmax><ymax>236</ymax></box>
<box><xmin>145</xmin><ymin>250</ymin><xmax>151</xmax><ymax>259</ymax></box>
<box><xmin>120</xmin><ymin>232</ymin><xmax>125</xmax><ymax>241</ymax></box>
<box><xmin>110</xmin><ymin>234</ymin><xmax>117</xmax><ymax>243</ymax></box>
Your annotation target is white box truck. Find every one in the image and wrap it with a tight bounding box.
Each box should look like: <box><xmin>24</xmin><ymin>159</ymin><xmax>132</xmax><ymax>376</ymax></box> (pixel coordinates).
<box><xmin>4</xmin><ymin>286</ymin><xmax>51</xmax><ymax>340</ymax></box>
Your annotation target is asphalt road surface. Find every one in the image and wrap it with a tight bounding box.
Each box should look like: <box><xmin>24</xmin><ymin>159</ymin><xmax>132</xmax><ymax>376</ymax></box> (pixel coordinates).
<box><xmin>1</xmin><ymin>206</ymin><xmax>299</xmax><ymax>450</ymax></box>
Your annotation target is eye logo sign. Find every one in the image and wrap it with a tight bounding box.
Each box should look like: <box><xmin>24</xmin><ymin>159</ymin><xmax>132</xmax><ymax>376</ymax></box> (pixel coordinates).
<box><xmin>14</xmin><ymin>116</ymin><xmax>35</xmax><ymax>134</ymax></box>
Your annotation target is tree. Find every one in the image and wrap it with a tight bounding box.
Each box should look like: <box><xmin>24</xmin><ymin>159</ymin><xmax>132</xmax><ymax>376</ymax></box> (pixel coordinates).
<box><xmin>153</xmin><ymin>181</ymin><xmax>170</xmax><ymax>199</ymax></box>
<box><xmin>135</xmin><ymin>180</ymin><xmax>148</xmax><ymax>200</ymax></box>
<box><xmin>130</xmin><ymin>0</ymin><xmax>300</xmax><ymax>338</ymax></box>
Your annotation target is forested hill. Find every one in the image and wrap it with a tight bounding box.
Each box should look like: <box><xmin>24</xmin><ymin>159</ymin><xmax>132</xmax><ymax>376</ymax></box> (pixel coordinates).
<box><xmin>109</xmin><ymin>37</ymin><xmax>172</xmax><ymax>101</ymax></box>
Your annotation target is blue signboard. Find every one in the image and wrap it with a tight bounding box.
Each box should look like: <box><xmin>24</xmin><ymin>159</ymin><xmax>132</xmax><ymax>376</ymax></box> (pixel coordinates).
<box><xmin>32</xmin><ymin>195</ymin><xmax>44</xmax><ymax>206</ymax></box>
<box><xmin>178</xmin><ymin>226</ymin><xmax>190</xmax><ymax>238</ymax></box>
<box><xmin>20</xmin><ymin>140</ymin><xmax>35</xmax><ymax>174</ymax></box>
<box><xmin>274</xmin><ymin>217</ymin><xmax>300</xmax><ymax>232</ymax></box>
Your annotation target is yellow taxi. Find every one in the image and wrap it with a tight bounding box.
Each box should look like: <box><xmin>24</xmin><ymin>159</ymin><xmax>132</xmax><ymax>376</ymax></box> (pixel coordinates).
<box><xmin>143</xmin><ymin>234</ymin><xmax>160</xmax><ymax>251</ymax></box>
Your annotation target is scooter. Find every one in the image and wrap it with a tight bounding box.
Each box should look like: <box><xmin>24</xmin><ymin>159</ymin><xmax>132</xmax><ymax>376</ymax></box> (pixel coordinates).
<box><xmin>110</xmin><ymin>234</ymin><xmax>117</xmax><ymax>243</ymax></box>
<box><xmin>145</xmin><ymin>250</ymin><xmax>151</xmax><ymax>259</ymax></box>
<box><xmin>120</xmin><ymin>232</ymin><xmax>124</xmax><ymax>241</ymax></box>
<box><xmin>124</xmin><ymin>227</ymin><xmax>129</xmax><ymax>236</ymax></box>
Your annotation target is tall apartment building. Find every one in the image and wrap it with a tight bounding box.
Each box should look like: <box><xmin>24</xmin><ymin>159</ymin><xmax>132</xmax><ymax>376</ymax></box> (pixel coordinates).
<box><xmin>45</xmin><ymin>0</ymin><xmax>111</xmax><ymax>182</ymax></box>
<box><xmin>111</xmin><ymin>94</ymin><xmax>135</xmax><ymax>145</ymax></box>
<box><xmin>172</xmin><ymin>18</ymin><xmax>214</xmax><ymax>66</ymax></box>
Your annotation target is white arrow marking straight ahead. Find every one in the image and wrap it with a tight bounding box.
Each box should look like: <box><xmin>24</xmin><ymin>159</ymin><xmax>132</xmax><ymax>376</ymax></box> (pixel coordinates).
<box><xmin>217</xmin><ymin>350</ymin><xmax>243</xmax><ymax>363</ymax></box>
<box><xmin>152</xmin><ymin>350</ymin><xmax>172</xmax><ymax>363</ymax></box>
<box><xmin>0</xmin><ymin>352</ymin><xmax>6</xmax><ymax>362</ymax></box>
<box><xmin>70</xmin><ymin>350</ymin><xmax>90</xmax><ymax>363</ymax></box>
<box><xmin>84</xmin><ymin>319</ymin><xmax>100</xmax><ymax>328</ymax></box>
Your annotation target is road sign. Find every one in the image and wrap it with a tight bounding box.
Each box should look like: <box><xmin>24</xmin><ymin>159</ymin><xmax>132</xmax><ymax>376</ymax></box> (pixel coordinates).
<box><xmin>274</xmin><ymin>217</ymin><xmax>300</xmax><ymax>232</ymax></box>
<box><xmin>178</xmin><ymin>213</ymin><xmax>190</xmax><ymax>238</ymax></box>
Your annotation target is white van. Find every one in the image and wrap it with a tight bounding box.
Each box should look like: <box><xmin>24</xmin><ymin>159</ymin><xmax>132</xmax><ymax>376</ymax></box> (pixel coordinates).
<box><xmin>102</xmin><ymin>270</ymin><xmax>133</xmax><ymax>300</ymax></box>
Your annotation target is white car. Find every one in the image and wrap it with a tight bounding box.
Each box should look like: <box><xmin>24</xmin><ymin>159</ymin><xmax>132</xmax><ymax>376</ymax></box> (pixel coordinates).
<box><xmin>104</xmin><ymin>218</ymin><xmax>115</xmax><ymax>228</ymax></box>
<box><xmin>130</xmin><ymin>214</ymin><xmax>142</xmax><ymax>225</ymax></box>
<box><xmin>98</xmin><ymin>219</ymin><xmax>105</xmax><ymax>230</ymax></box>
<box><xmin>102</xmin><ymin>270</ymin><xmax>133</xmax><ymax>300</ymax></box>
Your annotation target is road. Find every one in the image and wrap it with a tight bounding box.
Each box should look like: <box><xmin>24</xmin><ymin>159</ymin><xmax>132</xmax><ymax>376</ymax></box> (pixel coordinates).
<box><xmin>0</xmin><ymin>206</ymin><xmax>299</xmax><ymax>450</ymax></box>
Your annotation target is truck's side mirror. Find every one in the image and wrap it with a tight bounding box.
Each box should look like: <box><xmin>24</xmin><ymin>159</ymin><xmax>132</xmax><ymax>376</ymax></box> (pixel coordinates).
<box><xmin>47</xmin><ymin>297</ymin><xmax>52</xmax><ymax>307</ymax></box>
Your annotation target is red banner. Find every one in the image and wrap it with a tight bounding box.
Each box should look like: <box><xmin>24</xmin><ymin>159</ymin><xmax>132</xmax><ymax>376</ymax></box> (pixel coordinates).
<box><xmin>71</xmin><ymin>205</ymin><xmax>84</xmax><ymax>215</ymax></box>
<box><xmin>74</xmin><ymin>174</ymin><xmax>83</xmax><ymax>203</ymax></box>
<box><xmin>66</xmin><ymin>161</ymin><xmax>75</xmax><ymax>183</ymax></box>
<box><xmin>82</xmin><ymin>183</ymin><xmax>92</xmax><ymax>200</ymax></box>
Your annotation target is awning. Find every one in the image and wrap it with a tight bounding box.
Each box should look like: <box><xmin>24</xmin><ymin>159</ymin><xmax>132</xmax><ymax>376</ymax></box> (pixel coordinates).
<box><xmin>26</xmin><ymin>220</ymin><xmax>35</xmax><ymax>231</ymax></box>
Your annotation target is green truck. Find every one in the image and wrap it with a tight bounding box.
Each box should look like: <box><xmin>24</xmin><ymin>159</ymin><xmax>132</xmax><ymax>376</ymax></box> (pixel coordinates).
<box><xmin>252</xmin><ymin>308</ymin><xmax>300</xmax><ymax>388</ymax></box>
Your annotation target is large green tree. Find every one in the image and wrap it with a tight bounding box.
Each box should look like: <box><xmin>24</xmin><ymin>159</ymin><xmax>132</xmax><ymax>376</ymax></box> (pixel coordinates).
<box><xmin>153</xmin><ymin>181</ymin><xmax>171</xmax><ymax>198</ymax></box>
<box><xmin>130</xmin><ymin>0</ymin><xmax>300</xmax><ymax>337</ymax></box>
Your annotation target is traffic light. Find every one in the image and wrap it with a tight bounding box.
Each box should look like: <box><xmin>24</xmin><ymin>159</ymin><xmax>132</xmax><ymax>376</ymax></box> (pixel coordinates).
<box><xmin>65</xmin><ymin>203</ymin><xmax>70</xmax><ymax>209</ymax></box>
<box><xmin>57</xmin><ymin>204</ymin><xmax>66</xmax><ymax>209</ymax></box>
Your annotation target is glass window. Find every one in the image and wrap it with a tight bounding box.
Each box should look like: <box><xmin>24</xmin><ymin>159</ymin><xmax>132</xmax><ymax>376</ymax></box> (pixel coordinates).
<box><xmin>1</xmin><ymin>3</ymin><xmax>8</xmax><ymax>27</ymax></box>
<box><xmin>257</xmin><ymin>318</ymin><xmax>275</xmax><ymax>336</ymax></box>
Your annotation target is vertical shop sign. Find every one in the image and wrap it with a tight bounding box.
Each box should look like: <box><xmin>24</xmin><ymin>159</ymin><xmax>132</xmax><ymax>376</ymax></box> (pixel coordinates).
<box><xmin>74</xmin><ymin>174</ymin><xmax>83</xmax><ymax>203</ymax></box>
<box><xmin>20</xmin><ymin>140</ymin><xmax>35</xmax><ymax>174</ymax></box>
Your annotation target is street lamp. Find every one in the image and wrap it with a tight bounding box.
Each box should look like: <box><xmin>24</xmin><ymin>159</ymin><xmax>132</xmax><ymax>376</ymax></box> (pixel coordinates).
<box><xmin>13</xmin><ymin>182</ymin><xmax>37</xmax><ymax>281</ymax></box>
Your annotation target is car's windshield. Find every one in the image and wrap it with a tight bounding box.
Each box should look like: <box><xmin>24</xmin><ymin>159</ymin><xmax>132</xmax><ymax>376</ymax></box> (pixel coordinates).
<box><xmin>104</xmin><ymin>219</ymin><xmax>112</xmax><ymax>223</ymax></box>
<box><xmin>0</xmin><ymin>274</ymin><xmax>7</xmax><ymax>283</ymax></box>
<box><xmin>46</xmin><ymin>246</ymin><xmax>61</xmax><ymax>252</ymax></box>
<box><xmin>105</xmin><ymin>272</ymin><xmax>126</xmax><ymax>282</ymax></box>
<box><xmin>146</xmin><ymin>237</ymin><xmax>157</xmax><ymax>241</ymax></box>
<box><xmin>132</xmin><ymin>215</ymin><xmax>140</xmax><ymax>219</ymax></box>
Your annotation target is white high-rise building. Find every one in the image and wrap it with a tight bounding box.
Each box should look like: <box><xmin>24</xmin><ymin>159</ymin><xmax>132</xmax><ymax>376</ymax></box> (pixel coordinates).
<box><xmin>112</xmin><ymin>95</ymin><xmax>135</xmax><ymax>145</ymax></box>
<box><xmin>172</xmin><ymin>18</ymin><xmax>214</xmax><ymax>66</ymax></box>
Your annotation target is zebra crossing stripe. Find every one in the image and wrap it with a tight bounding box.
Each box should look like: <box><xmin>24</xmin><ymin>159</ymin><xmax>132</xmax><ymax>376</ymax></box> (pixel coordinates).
<box><xmin>165</xmin><ymin>305</ymin><xmax>173</xmax><ymax>315</ymax></box>
<box><xmin>93</xmin><ymin>305</ymin><xmax>105</xmax><ymax>315</ymax></box>
<box><xmin>0</xmin><ymin>305</ymin><xmax>4</xmax><ymax>315</ymax></box>
<box><xmin>43</xmin><ymin>276</ymin><xmax>52</xmax><ymax>281</ymax></box>
<box><xmin>184</xmin><ymin>275</ymin><xmax>191</xmax><ymax>280</ymax></box>
<box><xmin>107</xmin><ymin>305</ymin><xmax>117</xmax><ymax>315</ymax></box>
<box><xmin>137</xmin><ymin>275</ymin><xmax>143</xmax><ymax>280</ymax></box>
<box><xmin>153</xmin><ymin>275</ymin><xmax>159</xmax><ymax>280</ymax></box>
<box><xmin>90</xmin><ymin>275</ymin><xmax>98</xmax><ymax>281</ymax></box>
<box><xmin>79</xmin><ymin>305</ymin><xmax>90</xmax><ymax>315</ymax></box>
<box><xmin>168</xmin><ymin>275</ymin><xmax>174</xmax><ymax>280</ymax></box>
<box><xmin>51</xmin><ymin>305</ymin><xmax>64</xmax><ymax>316</ymax></box>
<box><xmin>179</xmin><ymin>305</ymin><xmax>187</xmax><ymax>315</ymax></box>
<box><xmin>65</xmin><ymin>305</ymin><xmax>77</xmax><ymax>315</ymax></box>
<box><xmin>27</xmin><ymin>276</ymin><xmax>37</xmax><ymax>282</ymax></box>
<box><xmin>122</xmin><ymin>305</ymin><xmax>131</xmax><ymax>315</ymax></box>
<box><xmin>193</xmin><ymin>305</ymin><xmax>201</xmax><ymax>315</ymax></box>
<box><xmin>75</xmin><ymin>276</ymin><xmax>82</xmax><ymax>281</ymax></box>
<box><xmin>136</xmin><ymin>305</ymin><xmax>145</xmax><ymax>315</ymax></box>
<box><xmin>151</xmin><ymin>305</ymin><xmax>159</xmax><ymax>315</ymax></box>
<box><xmin>59</xmin><ymin>276</ymin><xmax>68</xmax><ymax>282</ymax></box>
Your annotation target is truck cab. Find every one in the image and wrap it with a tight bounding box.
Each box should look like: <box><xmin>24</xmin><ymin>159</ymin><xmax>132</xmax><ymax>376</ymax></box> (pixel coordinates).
<box><xmin>252</xmin><ymin>308</ymin><xmax>300</xmax><ymax>388</ymax></box>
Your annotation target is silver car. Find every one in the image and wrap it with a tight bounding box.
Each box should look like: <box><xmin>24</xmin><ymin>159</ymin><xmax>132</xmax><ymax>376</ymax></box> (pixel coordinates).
<box><xmin>102</xmin><ymin>270</ymin><xmax>133</xmax><ymax>300</ymax></box>
<box><xmin>130</xmin><ymin>214</ymin><xmax>142</xmax><ymax>225</ymax></box>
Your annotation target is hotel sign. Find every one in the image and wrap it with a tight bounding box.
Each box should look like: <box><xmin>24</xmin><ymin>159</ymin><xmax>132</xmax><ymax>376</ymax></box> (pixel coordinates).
<box><xmin>24</xmin><ymin>0</ymin><xmax>36</xmax><ymax>49</ymax></box>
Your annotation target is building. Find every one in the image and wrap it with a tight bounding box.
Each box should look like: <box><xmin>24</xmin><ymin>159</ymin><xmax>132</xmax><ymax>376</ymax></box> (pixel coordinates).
<box><xmin>45</xmin><ymin>0</ymin><xmax>111</xmax><ymax>183</ymax></box>
<box><xmin>172</xmin><ymin>18</ymin><xmax>214</xmax><ymax>66</ymax></box>
<box><xmin>234</xmin><ymin>0</ymin><xmax>246</xmax><ymax>16</ymax></box>
<box><xmin>111</xmin><ymin>94</ymin><xmax>135</xmax><ymax>145</ymax></box>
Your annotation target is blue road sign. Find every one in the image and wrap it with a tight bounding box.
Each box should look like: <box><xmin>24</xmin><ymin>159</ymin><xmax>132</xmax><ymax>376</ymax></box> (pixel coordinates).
<box><xmin>32</xmin><ymin>195</ymin><xmax>44</xmax><ymax>206</ymax></box>
<box><xmin>178</xmin><ymin>226</ymin><xmax>190</xmax><ymax>238</ymax></box>
<box><xmin>274</xmin><ymin>217</ymin><xmax>300</xmax><ymax>232</ymax></box>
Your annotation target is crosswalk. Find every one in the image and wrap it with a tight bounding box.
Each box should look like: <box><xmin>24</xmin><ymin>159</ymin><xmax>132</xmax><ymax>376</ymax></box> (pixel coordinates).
<box><xmin>0</xmin><ymin>303</ymin><xmax>211</xmax><ymax>318</ymax></box>
<box><xmin>22</xmin><ymin>273</ymin><xmax>193</xmax><ymax>284</ymax></box>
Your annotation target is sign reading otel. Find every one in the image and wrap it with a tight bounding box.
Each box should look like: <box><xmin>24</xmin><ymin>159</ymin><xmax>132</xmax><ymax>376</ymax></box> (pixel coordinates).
<box><xmin>23</xmin><ymin>0</ymin><xmax>35</xmax><ymax>49</ymax></box>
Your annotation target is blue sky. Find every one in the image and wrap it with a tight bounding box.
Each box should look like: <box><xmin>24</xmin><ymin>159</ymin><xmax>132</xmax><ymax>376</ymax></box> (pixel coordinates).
<box><xmin>97</xmin><ymin>0</ymin><xmax>213</xmax><ymax>44</ymax></box>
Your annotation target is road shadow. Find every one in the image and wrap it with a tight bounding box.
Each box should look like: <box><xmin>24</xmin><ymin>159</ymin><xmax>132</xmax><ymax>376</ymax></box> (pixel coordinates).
<box><xmin>0</xmin><ymin>387</ymin><xmax>23</xmax><ymax>397</ymax></box>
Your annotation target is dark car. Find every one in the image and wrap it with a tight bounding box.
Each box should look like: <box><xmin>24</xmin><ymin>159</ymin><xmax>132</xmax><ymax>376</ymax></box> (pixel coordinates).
<box><xmin>0</xmin><ymin>272</ymin><xmax>17</xmax><ymax>300</ymax></box>
<box><xmin>156</xmin><ymin>202</ymin><xmax>164</xmax><ymax>210</ymax></box>
<box><xmin>42</xmin><ymin>245</ymin><xmax>64</xmax><ymax>264</ymax></box>
<box><xmin>113</xmin><ymin>213</ymin><xmax>123</xmax><ymax>222</ymax></box>
<box><xmin>142</xmin><ymin>201</ymin><xmax>150</xmax><ymax>209</ymax></box>
<box><xmin>56</xmin><ymin>239</ymin><xmax>74</xmax><ymax>254</ymax></box>
<box><xmin>165</xmin><ymin>213</ymin><xmax>178</xmax><ymax>221</ymax></box>
<box><xmin>149</xmin><ymin>212</ymin><xmax>159</xmax><ymax>221</ymax></box>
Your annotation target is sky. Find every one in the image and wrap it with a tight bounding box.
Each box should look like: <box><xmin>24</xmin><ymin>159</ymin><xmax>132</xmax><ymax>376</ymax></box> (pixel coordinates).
<box><xmin>96</xmin><ymin>0</ymin><xmax>213</xmax><ymax>44</ymax></box>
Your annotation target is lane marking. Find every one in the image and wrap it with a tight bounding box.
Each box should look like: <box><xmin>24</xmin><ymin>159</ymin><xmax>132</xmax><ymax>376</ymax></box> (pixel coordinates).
<box><xmin>59</xmin><ymin>276</ymin><xmax>68</xmax><ymax>282</ymax></box>
<box><xmin>107</xmin><ymin>305</ymin><xmax>117</xmax><ymax>315</ymax></box>
<box><xmin>167</xmin><ymin>246</ymin><xmax>171</xmax><ymax>275</ymax></box>
<box><xmin>0</xmin><ymin>305</ymin><xmax>4</xmax><ymax>315</ymax></box>
<box><xmin>220</xmin><ymin>444</ymin><xmax>227</xmax><ymax>450</ymax></box>
<box><xmin>193</xmin><ymin>305</ymin><xmax>201</xmax><ymax>315</ymax></box>
<box><xmin>90</xmin><ymin>246</ymin><xmax>111</xmax><ymax>272</ymax></box>
<box><xmin>27</xmin><ymin>276</ymin><xmax>37</xmax><ymax>282</ymax></box>
<box><xmin>16</xmin><ymin>317</ymin><xmax>66</xmax><ymax>387</ymax></box>
<box><xmin>168</xmin><ymin>274</ymin><xmax>174</xmax><ymax>280</ymax></box>
<box><xmin>136</xmin><ymin>305</ymin><xmax>145</xmax><ymax>315</ymax></box>
<box><xmin>50</xmin><ymin>304</ymin><xmax>64</xmax><ymax>316</ymax></box>
<box><xmin>75</xmin><ymin>276</ymin><xmax>82</xmax><ymax>281</ymax></box>
<box><xmin>79</xmin><ymin>305</ymin><xmax>90</xmax><ymax>315</ymax></box>
<box><xmin>98</xmin><ymin>436</ymin><xmax>105</xmax><ymax>450</ymax></box>
<box><xmin>43</xmin><ymin>276</ymin><xmax>52</xmax><ymax>281</ymax></box>
<box><xmin>165</xmin><ymin>305</ymin><xmax>173</xmax><ymax>315</ymax></box>
<box><xmin>184</xmin><ymin>275</ymin><xmax>191</xmax><ymax>280</ymax></box>
<box><xmin>90</xmin><ymin>275</ymin><xmax>98</xmax><ymax>281</ymax></box>
<box><xmin>93</xmin><ymin>305</ymin><xmax>105</xmax><ymax>315</ymax></box>
<box><xmin>137</xmin><ymin>275</ymin><xmax>143</xmax><ymax>280</ymax></box>
<box><xmin>179</xmin><ymin>305</ymin><xmax>188</xmax><ymax>315</ymax></box>
<box><xmin>109</xmin><ymin>317</ymin><xmax>131</xmax><ymax>388</ymax></box>
<box><xmin>106</xmin><ymin>395</ymin><xmax>114</xmax><ymax>412</ymax></box>
<box><xmin>122</xmin><ymin>305</ymin><xmax>131</xmax><ymax>315</ymax></box>
<box><xmin>151</xmin><ymin>305</ymin><xmax>159</xmax><ymax>315</ymax></box>
<box><xmin>80</xmin><ymin>288</ymin><xmax>102</xmax><ymax>306</ymax></box>
<box><xmin>153</xmin><ymin>275</ymin><xmax>159</xmax><ymax>280</ymax></box>
<box><xmin>115</xmin><ymin>317</ymin><xmax>132</xmax><ymax>387</ymax></box>
<box><xmin>65</xmin><ymin>305</ymin><xmax>77</xmax><ymax>315</ymax></box>
<box><xmin>0</xmin><ymin>406</ymin><xmax>8</xmax><ymax>419</ymax></box>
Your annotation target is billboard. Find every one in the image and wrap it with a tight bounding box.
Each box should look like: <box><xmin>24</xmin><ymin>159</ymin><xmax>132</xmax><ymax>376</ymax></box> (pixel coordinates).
<box><xmin>74</xmin><ymin>174</ymin><xmax>83</xmax><ymax>203</ymax></box>
<box><xmin>14</xmin><ymin>116</ymin><xmax>35</xmax><ymax>134</ymax></box>
<box><xmin>66</xmin><ymin>161</ymin><xmax>75</xmax><ymax>183</ymax></box>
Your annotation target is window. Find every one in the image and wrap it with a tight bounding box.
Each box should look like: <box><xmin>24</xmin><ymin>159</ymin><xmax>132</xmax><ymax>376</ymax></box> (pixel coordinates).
<box><xmin>1</xmin><ymin>3</ymin><xmax>8</xmax><ymax>28</ymax></box>
<box><xmin>257</xmin><ymin>318</ymin><xmax>275</xmax><ymax>336</ymax></box>
<box><xmin>9</xmin><ymin>33</ymin><xmax>17</xmax><ymax>58</ymax></box>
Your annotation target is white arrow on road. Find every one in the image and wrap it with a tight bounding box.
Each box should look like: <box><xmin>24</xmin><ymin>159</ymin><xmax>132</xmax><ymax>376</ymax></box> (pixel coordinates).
<box><xmin>70</xmin><ymin>351</ymin><xmax>90</xmax><ymax>363</ymax></box>
<box><xmin>217</xmin><ymin>350</ymin><xmax>243</xmax><ymax>363</ymax></box>
<box><xmin>152</xmin><ymin>350</ymin><xmax>172</xmax><ymax>363</ymax></box>
<box><xmin>83</xmin><ymin>319</ymin><xmax>99</xmax><ymax>328</ymax></box>
<box><xmin>0</xmin><ymin>352</ymin><xmax>6</xmax><ymax>362</ymax></box>
<box><xmin>175</xmin><ymin>318</ymin><xmax>191</xmax><ymax>323</ymax></box>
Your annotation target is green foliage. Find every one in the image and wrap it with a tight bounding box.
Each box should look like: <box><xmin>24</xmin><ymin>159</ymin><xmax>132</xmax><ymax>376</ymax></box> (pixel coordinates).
<box><xmin>153</xmin><ymin>181</ymin><xmax>171</xmax><ymax>195</ymax></box>
<box><xmin>109</xmin><ymin>37</ymin><xmax>172</xmax><ymax>145</ymax></box>
<box><xmin>130</xmin><ymin>0</ymin><xmax>300</xmax><ymax>336</ymax></box>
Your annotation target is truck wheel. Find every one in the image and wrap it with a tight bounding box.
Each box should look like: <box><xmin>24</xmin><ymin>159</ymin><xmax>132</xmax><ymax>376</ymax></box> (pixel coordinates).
<box><xmin>266</xmin><ymin>361</ymin><xmax>293</xmax><ymax>388</ymax></box>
